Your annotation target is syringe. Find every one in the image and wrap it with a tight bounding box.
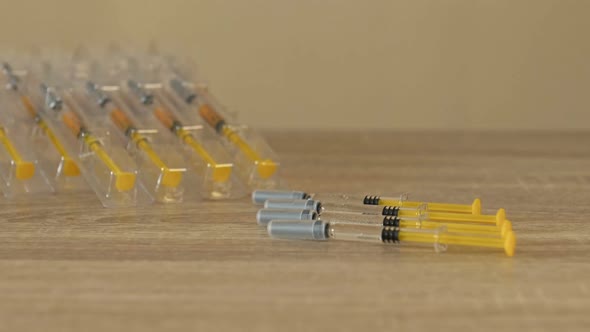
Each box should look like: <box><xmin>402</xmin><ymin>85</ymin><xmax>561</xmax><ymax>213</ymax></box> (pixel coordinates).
<box><xmin>256</xmin><ymin>208</ymin><xmax>512</xmax><ymax>238</ymax></box>
<box><xmin>1</xmin><ymin>63</ymin><xmax>80</xmax><ymax>177</ymax></box>
<box><xmin>263</xmin><ymin>198</ymin><xmax>507</xmax><ymax>228</ymax></box>
<box><xmin>267</xmin><ymin>220</ymin><xmax>516</xmax><ymax>256</ymax></box>
<box><xmin>252</xmin><ymin>190</ymin><xmax>481</xmax><ymax>214</ymax></box>
<box><xmin>85</xmin><ymin>81</ymin><xmax>183</xmax><ymax>188</ymax></box>
<box><xmin>45</xmin><ymin>86</ymin><xmax>136</xmax><ymax>192</ymax></box>
<box><xmin>126</xmin><ymin>80</ymin><xmax>232</xmax><ymax>183</ymax></box>
<box><xmin>169</xmin><ymin>78</ymin><xmax>278</xmax><ymax>180</ymax></box>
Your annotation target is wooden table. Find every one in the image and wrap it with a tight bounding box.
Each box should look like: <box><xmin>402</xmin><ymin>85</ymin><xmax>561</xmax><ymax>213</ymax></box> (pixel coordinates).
<box><xmin>1</xmin><ymin>131</ymin><xmax>589</xmax><ymax>331</ymax></box>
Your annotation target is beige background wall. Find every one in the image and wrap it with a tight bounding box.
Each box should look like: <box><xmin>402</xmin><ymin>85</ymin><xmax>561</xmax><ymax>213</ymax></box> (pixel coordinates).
<box><xmin>1</xmin><ymin>0</ymin><xmax>589</xmax><ymax>129</ymax></box>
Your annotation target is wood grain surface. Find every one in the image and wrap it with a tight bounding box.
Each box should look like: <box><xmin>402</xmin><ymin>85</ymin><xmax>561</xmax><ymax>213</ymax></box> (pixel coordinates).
<box><xmin>1</xmin><ymin>131</ymin><xmax>589</xmax><ymax>331</ymax></box>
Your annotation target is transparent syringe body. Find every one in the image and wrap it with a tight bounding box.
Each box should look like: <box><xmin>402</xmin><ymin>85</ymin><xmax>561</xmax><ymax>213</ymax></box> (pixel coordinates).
<box><xmin>322</xmin><ymin>211</ymin><xmax>510</xmax><ymax>237</ymax></box>
<box><xmin>254</xmin><ymin>205</ymin><xmax>421</xmax><ymax>226</ymax></box>
<box><xmin>319</xmin><ymin>210</ymin><xmax>421</xmax><ymax>224</ymax></box>
<box><xmin>328</xmin><ymin>222</ymin><xmax>445</xmax><ymax>248</ymax></box>
<box><xmin>263</xmin><ymin>198</ymin><xmax>422</xmax><ymax>217</ymax></box>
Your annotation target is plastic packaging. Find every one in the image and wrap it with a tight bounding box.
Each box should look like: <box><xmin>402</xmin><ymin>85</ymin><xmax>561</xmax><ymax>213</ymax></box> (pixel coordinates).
<box><xmin>76</xmin><ymin>80</ymin><xmax>187</xmax><ymax>203</ymax></box>
<box><xmin>116</xmin><ymin>76</ymin><xmax>245</xmax><ymax>199</ymax></box>
<box><xmin>24</xmin><ymin>70</ymin><xmax>147</xmax><ymax>207</ymax></box>
<box><xmin>1</xmin><ymin>62</ymin><xmax>83</xmax><ymax>193</ymax></box>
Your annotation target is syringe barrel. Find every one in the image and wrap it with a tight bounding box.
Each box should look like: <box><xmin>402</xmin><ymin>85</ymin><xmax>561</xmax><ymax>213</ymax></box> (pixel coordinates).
<box><xmin>314</xmin><ymin>193</ymin><xmax>400</xmax><ymax>206</ymax></box>
<box><xmin>320</xmin><ymin>203</ymin><xmax>425</xmax><ymax>218</ymax></box>
<box><xmin>326</xmin><ymin>222</ymin><xmax>387</xmax><ymax>243</ymax></box>
<box><xmin>319</xmin><ymin>211</ymin><xmax>417</xmax><ymax>226</ymax></box>
<box><xmin>328</xmin><ymin>223</ymin><xmax>446</xmax><ymax>252</ymax></box>
<box><xmin>318</xmin><ymin>202</ymin><xmax>387</xmax><ymax>215</ymax></box>
<box><xmin>252</xmin><ymin>190</ymin><xmax>310</xmax><ymax>204</ymax></box>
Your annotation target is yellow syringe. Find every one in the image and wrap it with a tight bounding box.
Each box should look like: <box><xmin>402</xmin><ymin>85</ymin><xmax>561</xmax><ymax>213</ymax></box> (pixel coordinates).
<box><xmin>251</xmin><ymin>190</ymin><xmax>482</xmax><ymax>215</ymax></box>
<box><xmin>268</xmin><ymin>219</ymin><xmax>516</xmax><ymax>256</ymax></box>
<box><xmin>257</xmin><ymin>207</ymin><xmax>512</xmax><ymax>238</ymax></box>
